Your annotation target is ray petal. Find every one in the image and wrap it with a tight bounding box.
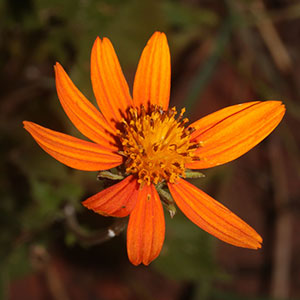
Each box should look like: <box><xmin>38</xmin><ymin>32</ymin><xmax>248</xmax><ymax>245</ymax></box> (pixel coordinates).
<box><xmin>91</xmin><ymin>37</ymin><xmax>133</xmax><ymax>125</ymax></box>
<box><xmin>127</xmin><ymin>184</ymin><xmax>165</xmax><ymax>266</ymax></box>
<box><xmin>187</xmin><ymin>101</ymin><xmax>285</xmax><ymax>169</ymax></box>
<box><xmin>55</xmin><ymin>63</ymin><xmax>117</xmax><ymax>148</ymax></box>
<box><xmin>168</xmin><ymin>178</ymin><xmax>262</xmax><ymax>249</ymax></box>
<box><xmin>23</xmin><ymin>121</ymin><xmax>122</xmax><ymax>171</ymax></box>
<box><xmin>82</xmin><ymin>176</ymin><xmax>139</xmax><ymax>217</ymax></box>
<box><xmin>133</xmin><ymin>32</ymin><xmax>171</xmax><ymax>110</ymax></box>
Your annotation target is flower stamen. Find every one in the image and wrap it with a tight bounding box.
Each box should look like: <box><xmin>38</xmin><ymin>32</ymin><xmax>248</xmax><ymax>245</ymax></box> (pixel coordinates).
<box><xmin>117</xmin><ymin>105</ymin><xmax>200</xmax><ymax>186</ymax></box>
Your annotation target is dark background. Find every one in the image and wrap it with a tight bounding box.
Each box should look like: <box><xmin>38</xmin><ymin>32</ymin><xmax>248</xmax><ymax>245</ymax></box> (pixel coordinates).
<box><xmin>1</xmin><ymin>0</ymin><xmax>300</xmax><ymax>299</ymax></box>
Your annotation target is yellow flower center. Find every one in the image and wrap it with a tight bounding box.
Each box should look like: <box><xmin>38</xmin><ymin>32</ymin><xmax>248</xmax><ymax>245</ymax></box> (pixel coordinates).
<box><xmin>117</xmin><ymin>105</ymin><xmax>200</xmax><ymax>186</ymax></box>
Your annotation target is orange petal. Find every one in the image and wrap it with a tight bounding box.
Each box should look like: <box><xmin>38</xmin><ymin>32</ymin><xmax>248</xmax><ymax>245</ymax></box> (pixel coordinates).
<box><xmin>23</xmin><ymin>121</ymin><xmax>122</xmax><ymax>171</ymax></box>
<box><xmin>91</xmin><ymin>37</ymin><xmax>132</xmax><ymax>125</ymax></box>
<box><xmin>133</xmin><ymin>32</ymin><xmax>171</xmax><ymax>111</ymax></box>
<box><xmin>187</xmin><ymin>101</ymin><xmax>285</xmax><ymax>169</ymax></box>
<box><xmin>168</xmin><ymin>178</ymin><xmax>262</xmax><ymax>249</ymax></box>
<box><xmin>127</xmin><ymin>184</ymin><xmax>165</xmax><ymax>266</ymax></box>
<box><xmin>55</xmin><ymin>63</ymin><xmax>117</xmax><ymax>149</ymax></box>
<box><xmin>82</xmin><ymin>176</ymin><xmax>139</xmax><ymax>217</ymax></box>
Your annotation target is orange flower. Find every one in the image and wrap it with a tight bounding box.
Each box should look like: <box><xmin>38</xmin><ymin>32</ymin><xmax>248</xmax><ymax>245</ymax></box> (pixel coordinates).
<box><xmin>24</xmin><ymin>32</ymin><xmax>285</xmax><ymax>266</ymax></box>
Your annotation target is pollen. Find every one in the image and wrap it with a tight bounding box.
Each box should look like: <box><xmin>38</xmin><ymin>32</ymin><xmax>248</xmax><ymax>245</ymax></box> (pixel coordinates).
<box><xmin>117</xmin><ymin>105</ymin><xmax>200</xmax><ymax>186</ymax></box>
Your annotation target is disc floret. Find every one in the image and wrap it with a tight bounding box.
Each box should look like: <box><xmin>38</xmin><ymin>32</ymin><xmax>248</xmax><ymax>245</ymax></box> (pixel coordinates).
<box><xmin>117</xmin><ymin>105</ymin><xmax>200</xmax><ymax>186</ymax></box>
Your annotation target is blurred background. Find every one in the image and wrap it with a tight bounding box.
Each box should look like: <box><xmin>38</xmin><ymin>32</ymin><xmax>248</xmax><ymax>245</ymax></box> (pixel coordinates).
<box><xmin>1</xmin><ymin>0</ymin><xmax>300</xmax><ymax>299</ymax></box>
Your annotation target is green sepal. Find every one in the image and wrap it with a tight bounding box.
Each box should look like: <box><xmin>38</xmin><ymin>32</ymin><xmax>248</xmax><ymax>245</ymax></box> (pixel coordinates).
<box><xmin>184</xmin><ymin>169</ymin><xmax>205</xmax><ymax>178</ymax></box>
<box><xmin>97</xmin><ymin>170</ymin><xmax>124</xmax><ymax>181</ymax></box>
<box><xmin>156</xmin><ymin>183</ymin><xmax>177</xmax><ymax>218</ymax></box>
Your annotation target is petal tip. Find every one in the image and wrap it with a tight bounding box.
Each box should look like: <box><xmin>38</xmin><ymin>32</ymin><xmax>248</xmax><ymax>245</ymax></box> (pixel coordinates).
<box><xmin>280</xmin><ymin>102</ymin><xmax>286</xmax><ymax>112</ymax></box>
<box><xmin>128</xmin><ymin>256</ymin><xmax>154</xmax><ymax>267</ymax></box>
<box><xmin>54</xmin><ymin>62</ymin><xmax>63</xmax><ymax>72</ymax></box>
<box><xmin>256</xmin><ymin>243</ymin><xmax>262</xmax><ymax>250</ymax></box>
<box><xmin>151</xmin><ymin>31</ymin><xmax>162</xmax><ymax>36</ymax></box>
<box><xmin>93</xmin><ymin>36</ymin><xmax>102</xmax><ymax>47</ymax></box>
<box><xmin>250</xmin><ymin>241</ymin><xmax>262</xmax><ymax>250</ymax></box>
<box><xmin>150</xmin><ymin>31</ymin><xmax>167</xmax><ymax>42</ymax></box>
<box><xmin>265</xmin><ymin>100</ymin><xmax>285</xmax><ymax>110</ymax></box>
<box><xmin>128</xmin><ymin>256</ymin><xmax>142</xmax><ymax>267</ymax></box>
<box><xmin>102</xmin><ymin>37</ymin><xmax>111</xmax><ymax>43</ymax></box>
<box><xmin>251</xmin><ymin>238</ymin><xmax>263</xmax><ymax>250</ymax></box>
<box><xmin>240</xmin><ymin>229</ymin><xmax>263</xmax><ymax>250</ymax></box>
<box><xmin>152</xmin><ymin>31</ymin><xmax>165</xmax><ymax>37</ymax></box>
<box><xmin>54</xmin><ymin>62</ymin><xmax>65</xmax><ymax>78</ymax></box>
<box><xmin>23</xmin><ymin>121</ymin><xmax>29</xmax><ymax>131</ymax></box>
<box><xmin>23</xmin><ymin>120</ymin><xmax>32</xmax><ymax>130</ymax></box>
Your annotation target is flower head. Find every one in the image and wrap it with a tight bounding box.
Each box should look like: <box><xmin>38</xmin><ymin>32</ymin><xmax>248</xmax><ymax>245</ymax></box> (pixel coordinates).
<box><xmin>24</xmin><ymin>32</ymin><xmax>285</xmax><ymax>266</ymax></box>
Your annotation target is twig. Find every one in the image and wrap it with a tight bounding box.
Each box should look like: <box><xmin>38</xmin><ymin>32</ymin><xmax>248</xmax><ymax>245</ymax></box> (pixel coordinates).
<box><xmin>255</xmin><ymin>2</ymin><xmax>300</xmax><ymax>24</ymax></box>
<box><xmin>268</xmin><ymin>136</ymin><xmax>292</xmax><ymax>299</ymax></box>
<box><xmin>251</xmin><ymin>0</ymin><xmax>292</xmax><ymax>74</ymax></box>
<box><xmin>64</xmin><ymin>204</ymin><xmax>127</xmax><ymax>246</ymax></box>
<box><xmin>30</xmin><ymin>245</ymin><xmax>70</xmax><ymax>300</ymax></box>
